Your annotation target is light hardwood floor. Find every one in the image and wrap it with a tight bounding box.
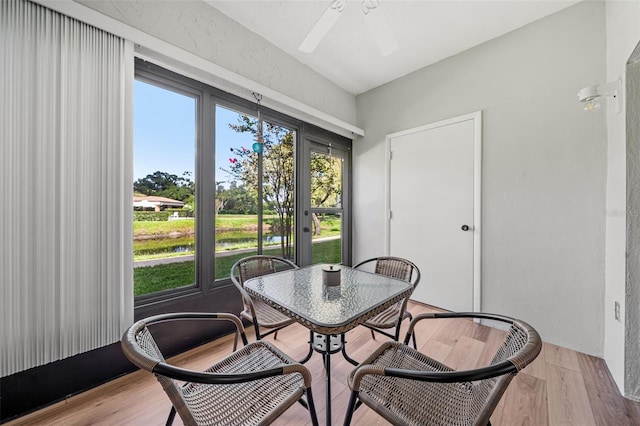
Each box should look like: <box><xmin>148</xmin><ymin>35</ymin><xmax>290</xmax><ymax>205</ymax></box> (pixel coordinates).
<box><xmin>7</xmin><ymin>302</ymin><xmax>640</xmax><ymax>426</ymax></box>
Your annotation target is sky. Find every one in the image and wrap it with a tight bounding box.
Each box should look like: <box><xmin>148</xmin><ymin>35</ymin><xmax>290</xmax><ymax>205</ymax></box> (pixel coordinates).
<box><xmin>133</xmin><ymin>80</ymin><xmax>256</xmax><ymax>186</ymax></box>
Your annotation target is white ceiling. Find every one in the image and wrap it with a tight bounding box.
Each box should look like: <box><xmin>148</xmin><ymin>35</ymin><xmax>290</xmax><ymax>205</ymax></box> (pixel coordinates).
<box><xmin>206</xmin><ymin>0</ymin><xmax>581</xmax><ymax>95</ymax></box>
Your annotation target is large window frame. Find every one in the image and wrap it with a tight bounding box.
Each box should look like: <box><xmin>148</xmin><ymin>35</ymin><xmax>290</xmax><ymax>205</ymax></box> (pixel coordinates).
<box><xmin>134</xmin><ymin>62</ymin><xmax>205</xmax><ymax>306</ymax></box>
<box><xmin>133</xmin><ymin>59</ymin><xmax>352</xmax><ymax>310</ymax></box>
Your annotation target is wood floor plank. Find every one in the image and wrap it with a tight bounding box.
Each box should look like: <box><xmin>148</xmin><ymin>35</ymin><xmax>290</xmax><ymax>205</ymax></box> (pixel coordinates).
<box><xmin>444</xmin><ymin>334</ymin><xmax>485</xmax><ymax>371</ymax></box>
<box><xmin>521</xmin><ymin>337</ymin><xmax>547</xmax><ymax>381</ymax></box>
<box><xmin>467</xmin><ymin>318</ymin><xmax>493</xmax><ymax>343</ymax></box>
<box><xmin>6</xmin><ymin>301</ymin><xmax>637</xmax><ymax>426</ymax></box>
<box><xmin>434</xmin><ymin>316</ymin><xmax>476</xmax><ymax>348</ymax></box>
<box><xmin>545</xmin><ymin>342</ymin><xmax>581</xmax><ymax>372</ymax></box>
<box><xmin>491</xmin><ymin>398</ymin><xmax>507</xmax><ymax>425</ymax></box>
<box><xmin>546</xmin><ymin>362</ymin><xmax>596</xmax><ymax>426</ymax></box>
<box><xmin>499</xmin><ymin>372</ymin><xmax>549</xmax><ymax>426</ymax></box>
<box><xmin>402</xmin><ymin>307</ymin><xmax>447</xmax><ymax>347</ymax></box>
<box><xmin>576</xmin><ymin>351</ymin><xmax>640</xmax><ymax>426</ymax></box>
<box><xmin>419</xmin><ymin>338</ymin><xmax>453</xmax><ymax>363</ymax></box>
<box><xmin>475</xmin><ymin>325</ymin><xmax>508</xmax><ymax>368</ymax></box>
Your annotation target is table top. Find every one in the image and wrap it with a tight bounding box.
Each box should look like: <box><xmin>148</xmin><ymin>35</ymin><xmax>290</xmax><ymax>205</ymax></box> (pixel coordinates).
<box><xmin>244</xmin><ymin>264</ymin><xmax>413</xmax><ymax>335</ymax></box>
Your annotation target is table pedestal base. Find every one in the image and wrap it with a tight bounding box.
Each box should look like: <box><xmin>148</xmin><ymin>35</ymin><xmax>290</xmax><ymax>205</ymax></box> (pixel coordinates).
<box><xmin>298</xmin><ymin>331</ymin><xmax>360</xmax><ymax>426</ymax></box>
<box><xmin>312</xmin><ymin>333</ymin><xmax>343</xmax><ymax>354</ymax></box>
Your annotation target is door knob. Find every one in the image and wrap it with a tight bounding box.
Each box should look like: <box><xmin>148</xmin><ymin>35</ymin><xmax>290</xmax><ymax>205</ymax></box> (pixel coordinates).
<box><xmin>461</xmin><ymin>225</ymin><xmax>470</xmax><ymax>231</ymax></box>
<box><xmin>303</xmin><ymin>227</ymin><xmax>311</xmax><ymax>232</ymax></box>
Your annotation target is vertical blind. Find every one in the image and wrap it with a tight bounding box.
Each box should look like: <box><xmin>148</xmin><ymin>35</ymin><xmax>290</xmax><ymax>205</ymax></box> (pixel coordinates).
<box><xmin>0</xmin><ymin>0</ymin><xmax>134</xmax><ymax>377</ymax></box>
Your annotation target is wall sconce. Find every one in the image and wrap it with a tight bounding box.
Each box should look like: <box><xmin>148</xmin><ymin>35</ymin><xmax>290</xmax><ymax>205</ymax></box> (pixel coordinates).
<box><xmin>577</xmin><ymin>79</ymin><xmax>622</xmax><ymax>114</ymax></box>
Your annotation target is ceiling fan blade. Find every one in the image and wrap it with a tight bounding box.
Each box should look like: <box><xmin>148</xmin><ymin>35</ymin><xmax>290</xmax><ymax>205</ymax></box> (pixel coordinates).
<box><xmin>298</xmin><ymin>1</ymin><xmax>344</xmax><ymax>53</ymax></box>
<box><xmin>365</xmin><ymin>4</ymin><xmax>399</xmax><ymax>56</ymax></box>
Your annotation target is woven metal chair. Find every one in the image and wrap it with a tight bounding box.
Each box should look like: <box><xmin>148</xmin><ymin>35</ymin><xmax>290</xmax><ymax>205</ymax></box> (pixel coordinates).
<box><xmin>231</xmin><ymin>255</ymin><xmax>298</xmax><ymax>345</ymax></box>
<box><xmin>343</xmin><ymin>312</ymin><xmax>542</xmax><ymax>426</ymax></box>
<box><xmin>121</xmin><ymin>312</ymin><xmax>319</xmax><ymax>426</ymax></box>
<box><xmin>352</xmin><ymin>257</ymin><xmax>421</xmax><ymax>348</ymax></box>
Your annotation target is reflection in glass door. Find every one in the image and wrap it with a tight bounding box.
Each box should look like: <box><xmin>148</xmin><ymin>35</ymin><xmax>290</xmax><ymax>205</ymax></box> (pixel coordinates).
<box><xmin>309</xmin><ymin>145</ymin><xmax>345</xmax><ymax>265</ymax></box>
<box><xmin>214</xmin><ymin>105</ymin><xmax>297</xmax><ymax>278</ymax></box>
<box><xmin>260</xmin><ymin>119</ymin><xmax>296</xmax><ymax>262</ymax></box>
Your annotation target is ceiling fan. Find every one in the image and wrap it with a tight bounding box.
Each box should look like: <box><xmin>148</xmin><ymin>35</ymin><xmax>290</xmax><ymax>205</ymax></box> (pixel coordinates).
<box><xmin>298</xmin><ymin>0</ymin><xmax>399</xmax><ymax>56</ymax></box>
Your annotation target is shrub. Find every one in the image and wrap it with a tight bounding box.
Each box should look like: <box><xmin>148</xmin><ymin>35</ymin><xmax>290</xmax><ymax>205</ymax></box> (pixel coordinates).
<box><xmin>133</xmin><ymin>209</ymin><xmax>192</xmax><ymax>222</ymax></box>
<box><xmin>134</xmin><ymin>211</ymin><xmax>170</xmax><ymax>222</ymax></box>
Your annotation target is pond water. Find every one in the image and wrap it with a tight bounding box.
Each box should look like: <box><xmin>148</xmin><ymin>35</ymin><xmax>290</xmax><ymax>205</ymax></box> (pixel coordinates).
<box><xmin>167</xmin><ymin>235</ymin><xmax>284</xmax><ymax>253</ymax></box>
<box><xmin>134</xmin><ymin>230</ymin><xmax>290</xmax><ymax>256</ymax></box>
<box><xmin>172</xmin><ymin>244</ymin><xmax>194</xmax><ymax>253</ymax></box>
<box><xmin>216</xmin><ymin>235</ymin><xmax>283</xmax><ymax>248</ymax></box>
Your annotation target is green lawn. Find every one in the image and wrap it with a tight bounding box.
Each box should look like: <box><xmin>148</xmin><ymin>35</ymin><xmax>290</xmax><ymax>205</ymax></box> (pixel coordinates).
<box><xmin>134</xmin><ymin>218</ymin><xmax>195</xmax><ymax>236</ymax></box>
<box><xmin>134</xmin><ymin>260</ymin><xmax>196</xmax><ymax>296</ymax></box>
<box><xmin>133</xmin><ymin>215</ymin><xmax>274</xmax><ymax>237</ymax></box>
<box><xmin>133</xmin><ymin>214</ymin><xmax>341</xmax><ymax>236</ymax></box>
<box><xmin>134</xmin><ymin>238</ymin><xmax>341</xmax><ymax>296</ymax></box>
<box><xmin>133</xmin><ymin>214</ymin><xmax>341</xmax><ymax>260</ymax></box>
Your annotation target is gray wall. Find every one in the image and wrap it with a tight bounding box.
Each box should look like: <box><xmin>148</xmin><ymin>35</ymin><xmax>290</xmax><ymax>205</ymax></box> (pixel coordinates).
<box><xmin>354</xmin><ymin>1</ymin><xmax>606</xmax><ymax>355</ymax></box>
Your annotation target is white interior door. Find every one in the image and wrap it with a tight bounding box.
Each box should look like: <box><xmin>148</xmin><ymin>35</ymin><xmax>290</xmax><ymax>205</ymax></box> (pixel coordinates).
<box><xmin>386</xmin><ymin>112</ymin><xmax>481</xmax><ymax>312</ymax></box>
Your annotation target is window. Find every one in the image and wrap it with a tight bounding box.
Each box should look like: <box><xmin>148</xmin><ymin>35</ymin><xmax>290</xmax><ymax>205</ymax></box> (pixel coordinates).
<box><xmin>133</xmin><ymin>79</ymin><xmax>197</xmax><ymax>298</ymax></box>
<box><xmin>214</xmin><ymin>106</ymin><xmax>298</xmax><ymax>279</ymax></box>
<box><xmin>133</xmin><ymin>59</ymin><xmax>351</xmax><ymax>306</ymax></box>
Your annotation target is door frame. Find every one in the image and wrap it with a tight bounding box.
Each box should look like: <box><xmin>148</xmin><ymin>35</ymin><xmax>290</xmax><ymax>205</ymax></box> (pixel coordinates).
<box><xmin>384</xmin><ymin>111</ymin><xmax>482</xmax><ymax>311</ymax></box>
<box><xmin>297</xmin><ymin>132</ymin><xmax>352</xmax><ymax>267</ymax></box>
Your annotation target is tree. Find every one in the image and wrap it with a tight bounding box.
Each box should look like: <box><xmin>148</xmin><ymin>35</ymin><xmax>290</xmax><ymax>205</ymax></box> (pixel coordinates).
<box><xmin>310</xmin><ymin>152</ymin><xmax>342</xmax><ymax>235</ymax></box>
<box><xmin>224</xmin><ymin>114</ymin><xmax>343</xmax><ymax>256</ymax></box>
<box><xmin>134</xmin><ymin>171</ymin><xmax>194</xmax><ymax>202</ymax></box>
<box><xmin>224</xmin><ymin>115</ymin><xmax>295</xmax><ymax>258</ymax></box>
<box><xmin>216</xmin><ymin>182</ymin><xmax>257</xmax><ymax>214</ymax></box>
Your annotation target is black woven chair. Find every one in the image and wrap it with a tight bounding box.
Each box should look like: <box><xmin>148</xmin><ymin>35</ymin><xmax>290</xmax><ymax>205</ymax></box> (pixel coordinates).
<box><xmin>121</xmin><ymin>312</ymin><xmax>319</xmax><ymax>426</ymax></box>
<box><xmin>352</xmin><ymin>256</ymin><xmax>421</xmax><ymax>348</ymax></box>
<box><xmin>230</xmin><ymin>255</ymin><xmax>298</xmax><ymax>345</ymax></box>
<box><xmin>343</xmin><ymin>312</ymin><xmax>542</xmax><ymax>426</ymax></box>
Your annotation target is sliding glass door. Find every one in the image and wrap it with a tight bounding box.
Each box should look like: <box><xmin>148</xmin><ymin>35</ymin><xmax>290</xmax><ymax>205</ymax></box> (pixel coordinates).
<box><xmin>298</xmin><ymin>139</ymin><xmax>351</xmax><ymax>266</ymax></box>
<box><xmin>214</xmin><ymin>104</ymin><xmax>297</xmax><ymax>278</ymax></box>
<box><xmin>133</xmin><ymin>59</ymin><xmax>352</xmax><ymax>308</ymax></box>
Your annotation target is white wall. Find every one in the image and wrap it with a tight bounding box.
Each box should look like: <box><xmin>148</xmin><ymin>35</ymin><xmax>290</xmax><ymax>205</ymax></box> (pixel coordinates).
<box><xmin>70</xmin><ymin>0</ymin><xmax>357</xmax><ymax>134</ymax></box>
<box><xmin>354</xmin><ymin>1</ymin><xmax>607</xmax><ymax>355</ymax></box>
<box><xmin>604</xmin><ymin>0</ymin><xmax>640</xmax><ymax>397</ymax></box>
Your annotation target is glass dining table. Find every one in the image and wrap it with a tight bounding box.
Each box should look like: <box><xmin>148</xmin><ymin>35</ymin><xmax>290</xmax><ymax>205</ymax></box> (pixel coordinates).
<box><xmin>244</xmin><ymin>263</ymin><xmax>414</xmax><ymax>426</ymax></box>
